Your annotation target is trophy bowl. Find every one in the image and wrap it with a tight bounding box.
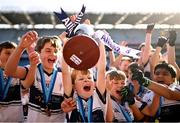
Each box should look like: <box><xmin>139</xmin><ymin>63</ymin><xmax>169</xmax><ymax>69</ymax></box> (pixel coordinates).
<box><xmin>63</xmin><ymin>35</ymin><xmax>100</xmax><ymax>70</ymax></box>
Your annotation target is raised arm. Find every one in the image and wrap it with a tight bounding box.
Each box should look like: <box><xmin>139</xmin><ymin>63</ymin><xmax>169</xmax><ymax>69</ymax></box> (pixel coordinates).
<box><xmin>148</xmin><ymin>81</ymin><xmax>180</xmax><ymax>100</ymax></box>
<box><xmin>167</xmin><ymin>30</ymin><xmax>180</xmax><ymax>80</ymax></box>
<box><xmin>109</xmin><ymin>41</ymin><xmax>127</xmax><ymax>68</ymax></box>
<box><xmin>132</xmin><ymin>69</ymin><xmax>180</xmax><ymax>100</ymax></box>
<box><xmin>106</xmin><ymin>95</ymin><xmax>113</xmax><ymax>122</ymax></box>
<box><xmin>150</xmin><ymin>36</ymin><xmax>167</xmax><ymax>77</ymax></box>
<box><xmin>5</xmin><ymin>31</ymin><xmax>38</xmax><ymax>79</ymax></box>
<box><xmin>129</xmin><ymin>103</ymin><xmax>145</xmax><ymax>121</ymax></box>
<box><xmin>96</xmin><ymin>40</ymin><xmax>106</xmax><ymax>95</ymax></box>
<box><xmin>141</xmin><ymin>24</ymin><xmax>154</xmax><ymax>66</ymax></box>
<box><xmin>59</xmin><ymin>32</ymin><xmax>73</xmax><ymax>97</ymax></box>
<box><xmin>141</xmin><ymin>93</ymin><xmax>160</xmax><ymax>117</ymax></box>
<box><xmin>21</xmin><ymin>50</ymin><xmax>40</xmax><ymax>88</ymax></box>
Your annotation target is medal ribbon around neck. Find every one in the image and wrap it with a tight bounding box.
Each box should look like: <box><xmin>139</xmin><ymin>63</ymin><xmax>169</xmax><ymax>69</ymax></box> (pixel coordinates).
<box><xmin>111</xmin><ymin>99</ymin><xmax>132</xmax><ymax>122</ymax></box>
<box><xmin>54</xmin><ymin>5</ymin><xmax>86</xmax><ymax>38</ymax></box>
<box><xmin>0</xmin><ymin>68</ymin><xmax>12</xmax><ymax>100</ymax></box>
<box><xmin>119</xmin><ymin>104</ymin><xmax>133</xmax><ymax>122</ymax></box>
<box><xmin>77</xmin><ymin>96</ymin><xmax>93</xmax><ymax>122</ymax></box>
<box><xmin>37</xmin><ymin>64</ymin><xmax>58</xmax><ymax>104</ymax></box>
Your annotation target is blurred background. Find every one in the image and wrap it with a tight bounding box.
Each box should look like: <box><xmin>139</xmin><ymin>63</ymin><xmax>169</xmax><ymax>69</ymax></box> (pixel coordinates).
<box><xmin>0</xmin><ymin>0</ymin><xmax>180</xmax><ymax>65</ymax></box>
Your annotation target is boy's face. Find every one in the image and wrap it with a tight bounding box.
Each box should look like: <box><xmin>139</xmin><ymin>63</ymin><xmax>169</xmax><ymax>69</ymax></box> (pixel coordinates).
<box><xmin>118</xmin><ymin>60</ymin><xmax>131</xmax><ymax>75</ymax></box>
<box><xmin>0</xmin><ymin>48</ymin><xmax>15</xmax><ymax>67</ymax></box>
<box><xmin>106</xmin><ymin>75</ymin><xmax>125</xmax><ymax>100</ymax></box>
<box><xmin>39</xmin><ymin>42</ymin><xmax>59</xmax><ymax>71</ymax></box>
<box><xmin>74</xmin><ymin>71</ymin><xmax>95</xmax><ymax>99</ymax></box>
<box><xmin>153</xmin><ymin>68</ymin><xmax>174</xmax><ymax>86</ymax></box>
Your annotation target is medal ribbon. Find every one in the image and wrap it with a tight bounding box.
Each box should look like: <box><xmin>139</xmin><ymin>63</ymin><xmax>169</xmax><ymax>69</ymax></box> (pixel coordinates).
<box><xmin>119</xmin><ymin>104</ymin><xmax>133</xmax><ymax>122</ymax></box>
<box><xmin>112</xmin><ymin>99</ymin><xmax>132</xmax><ymax>122</ymax></box>
<box><xmin>0</xmin><ymin>68</ymin><xmax>12</xmax><ymax>100</ymax></box>
<box><xmin>77</xmin><ymin>96</ymin><xmax>93</xmax><ymax>122</ymax></box>
<box><xmin>37</xmin><ymin>64</ymin><xmax>58</xmax><ymax>104</ymax></box>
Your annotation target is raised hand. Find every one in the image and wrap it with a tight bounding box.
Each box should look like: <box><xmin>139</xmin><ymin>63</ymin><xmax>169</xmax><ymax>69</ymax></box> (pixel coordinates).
<box><xmin>120</xmin><ymin>86</ymin><xmax>135</xmax><ymax>105</ymax></box>
<box><xmin>168</xmin><ymin>30</ymin><xmax>177</xmax><ymax>46</ymax></box>
<box><xmin>156</xmin><ymin>36</ymin><xmax>167</xmax><ymax>48</ymax></box>
<box><xmin>19</xmin><ymin>31</ymin><xmax>38</xmax><ymax>50</ymax></box>
<box><xmin>59</xmin><ymin>31</ymin><xmax>69</xmax><ymax>45</ymax></box>
<box><xmin>70</xmin><ymin>15</ymin><xmax>77</xmax><ymax>22</ymax></box>
<box><xmin>131</xmin><ymin>69</ymin><xmax>151</xmax><ymax>87</ymax></box>
<box><xmin>28</xmin><ymin>51</ymin><xmax>40</xmax><ymax>66</ymax></box>
<box><xmin>146</xmin><ymin>23</ymin><xmax>155</xmax><ymax>33</ymax></box>
<box><xmin>61</xmin><ymin>98</ymin><xmax>76</xmax><ymax>113</ymax></box>
<box><xmin>26</xmin><ymin>42</ymin><xmax>36</xmax><ymax>54</ymax></box>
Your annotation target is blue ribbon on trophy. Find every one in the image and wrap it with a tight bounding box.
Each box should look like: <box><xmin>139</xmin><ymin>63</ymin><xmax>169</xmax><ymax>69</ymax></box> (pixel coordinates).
<box><xmin>54</xmin><ymin>5</ymin><xmax>86</xmax><ymax>38</ymax></box>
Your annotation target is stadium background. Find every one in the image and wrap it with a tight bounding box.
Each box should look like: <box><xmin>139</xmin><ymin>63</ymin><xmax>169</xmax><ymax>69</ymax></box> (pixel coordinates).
<box><xmin>0</xmin><ymin>0</ymin><xmax>180</xmax><ymax>66</ymax></box>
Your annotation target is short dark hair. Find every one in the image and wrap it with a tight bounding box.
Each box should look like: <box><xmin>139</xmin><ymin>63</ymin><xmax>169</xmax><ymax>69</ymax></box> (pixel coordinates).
<box><xmin>154</xmin><ymin>62</ymin><xmax>176</xmax><ymax>78</ymax></box>
<box><xmin>35</xmin><ymin>36</ymin><xmax>62</xmax><ymax>53</ymax></box>
<box><xmin>71</xmin><ymin>69</ymin><xmax>93</xmax><ymax>85</ymax></box>
<box><xmin>106</xmin><ymin>70</ymin><xmax>126</xmax><ymax>81</ymax></box>
<box><xmin>0</xmin><ymin>41</ymin><xmax>17</xmax><ymax>53</ymax></box>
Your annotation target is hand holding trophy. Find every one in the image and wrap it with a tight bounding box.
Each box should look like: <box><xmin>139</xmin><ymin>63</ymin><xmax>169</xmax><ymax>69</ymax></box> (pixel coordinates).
<box><xmin>55</xmin><ymin>5</ymin><xmax>100</xmax><ymax>70</ymax></box>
